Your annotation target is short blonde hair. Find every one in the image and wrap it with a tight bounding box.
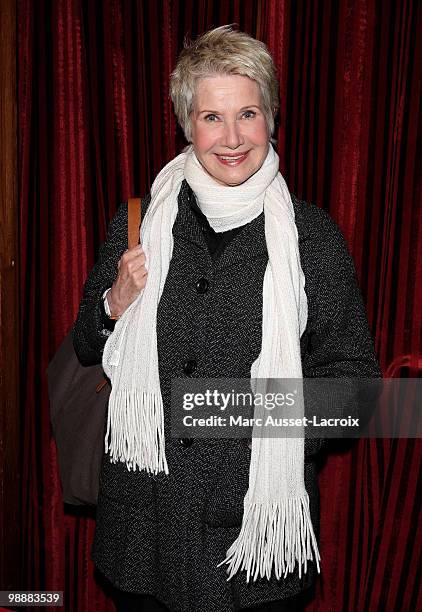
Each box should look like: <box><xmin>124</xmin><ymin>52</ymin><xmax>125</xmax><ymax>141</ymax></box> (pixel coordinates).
<box><xmin>170</xmin><ymin>25</ymin><xmax>279</xmax><ymax>142</ymax></box>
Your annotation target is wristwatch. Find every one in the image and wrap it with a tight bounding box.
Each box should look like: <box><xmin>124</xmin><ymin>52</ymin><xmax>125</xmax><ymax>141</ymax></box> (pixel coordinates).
<box><xmin>100</xmin><ymin>289</ymin><xmax>118</xmax><ymax>331</ymax></box>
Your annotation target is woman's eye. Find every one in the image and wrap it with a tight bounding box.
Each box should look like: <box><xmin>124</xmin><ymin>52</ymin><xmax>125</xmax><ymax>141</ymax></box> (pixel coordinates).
<box><xmin>204</xmin><ymin>114</ymin><xmax>218</xmax><ymax>122</ymax></box>
<box><xmin>242</xmin><ymin>110</ymin><xmax>256</xmax><ymax>119</ymax></box>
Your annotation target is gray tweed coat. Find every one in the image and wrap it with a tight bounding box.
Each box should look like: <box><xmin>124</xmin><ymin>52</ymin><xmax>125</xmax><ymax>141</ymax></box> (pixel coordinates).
<box><xmin>72</xmin><ymin>180</ymin><xmax>380</xmax><ymax>612</ymax></box>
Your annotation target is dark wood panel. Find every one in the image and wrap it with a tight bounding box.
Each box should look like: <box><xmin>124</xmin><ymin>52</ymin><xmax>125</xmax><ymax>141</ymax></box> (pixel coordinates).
<box><xmin>0</xmin><ymin>0</ymin><xmax>20</xmax><ymax>590</ymax></box>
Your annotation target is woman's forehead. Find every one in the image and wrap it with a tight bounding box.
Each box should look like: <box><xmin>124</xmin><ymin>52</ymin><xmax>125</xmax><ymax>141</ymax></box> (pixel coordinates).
<box><xmin>193</xmin><ymin>75</ymin><xmax>262</xmax><ymax>109</ymax></box>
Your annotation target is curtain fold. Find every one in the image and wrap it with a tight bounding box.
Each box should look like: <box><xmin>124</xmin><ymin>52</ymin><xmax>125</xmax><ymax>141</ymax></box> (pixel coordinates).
<box><xmin>18</xmin><ymin>1</ymin><xmax>421</xmax><ymax>610</ymax></box>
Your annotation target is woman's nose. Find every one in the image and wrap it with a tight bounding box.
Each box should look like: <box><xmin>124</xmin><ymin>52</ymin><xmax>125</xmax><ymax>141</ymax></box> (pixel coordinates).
<box><xmin>222</xmin><ymin>121</ymin><xmax>244</xmax><ymax>148</ymax></box>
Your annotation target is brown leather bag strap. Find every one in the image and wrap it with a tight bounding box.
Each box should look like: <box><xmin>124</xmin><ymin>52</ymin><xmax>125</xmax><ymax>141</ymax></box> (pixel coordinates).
<box><xmin>127</xmin><ymin>197</ymin><xmax>142</xmax><ymax>248</ymax></box>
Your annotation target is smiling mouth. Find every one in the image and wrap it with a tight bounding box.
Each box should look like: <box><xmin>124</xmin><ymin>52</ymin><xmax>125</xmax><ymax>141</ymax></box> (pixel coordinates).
<box><xmin>215</xmin><ymin>152</ymin><xmax>249</xmax><ymax>166</ymax></box>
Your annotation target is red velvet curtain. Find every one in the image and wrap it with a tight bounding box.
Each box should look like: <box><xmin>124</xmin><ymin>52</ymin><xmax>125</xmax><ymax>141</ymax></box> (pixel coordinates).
<box><xmin>18</xmin><ymin>1</ymin><xmax>421</xmax><ymax>610</ymax></box>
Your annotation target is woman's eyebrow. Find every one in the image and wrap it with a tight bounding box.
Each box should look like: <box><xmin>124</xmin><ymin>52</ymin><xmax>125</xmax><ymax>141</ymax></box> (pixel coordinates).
<box><xmin>198</xmin><ymin>104</ymin><xmax>262</xmax><ymax>114</ymax></box>
<box><xmin>239</xmin><ymin>105</ymin><xmax>261</xmax><ymax>110</ymax></box>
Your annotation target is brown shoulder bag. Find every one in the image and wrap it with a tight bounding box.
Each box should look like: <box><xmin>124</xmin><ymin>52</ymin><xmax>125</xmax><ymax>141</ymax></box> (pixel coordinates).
<box><xmin>47</xmin><ymin>198</ymin><xmax>141</xmax><ymax>506</ymax></box>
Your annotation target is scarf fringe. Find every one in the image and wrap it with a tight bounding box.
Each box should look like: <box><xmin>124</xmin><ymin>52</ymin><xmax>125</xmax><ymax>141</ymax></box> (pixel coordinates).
<box><xmin>217</xmin><ymin>496</ymin><xmax>321</xmax><ymax>582</ymax></box>
<box><xmin>105</xmin><ymin>389</ymin><xmax>169</xmax><ymax>474</ymax></box>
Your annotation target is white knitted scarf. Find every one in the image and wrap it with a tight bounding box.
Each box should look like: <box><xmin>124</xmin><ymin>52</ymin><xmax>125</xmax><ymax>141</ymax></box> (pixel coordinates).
<box><xmin>102</xmin><ymin>145</ymin><xmax>320</xmax><ymax>581</ymax></box>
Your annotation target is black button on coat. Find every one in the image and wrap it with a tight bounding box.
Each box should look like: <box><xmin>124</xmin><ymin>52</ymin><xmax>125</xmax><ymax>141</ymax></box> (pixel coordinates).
<box><xmin>179</xmin><ymin>437</ymin><xmax>194</xmax><ymax>449</ymax></box>
<box><xmin>195</xmin><ymin>277</ymin><xmax>209</xmax><ymax>294</ymax></box>
<box><xmin>182</xmin><ymin>359</ymin><xmax>197</xmax><ymax>375</ymax></box>
<box><xmin>72</xmin><ymin>181</ymin><xmax>380</xmax><ymax>612</ymax></box>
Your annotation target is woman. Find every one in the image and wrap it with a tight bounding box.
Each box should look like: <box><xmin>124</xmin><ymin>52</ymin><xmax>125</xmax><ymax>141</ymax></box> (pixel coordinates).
<box><xmin>73</xmin><ymin>26</ymin><xmax>380</xmax><ymax>612</ymax></box>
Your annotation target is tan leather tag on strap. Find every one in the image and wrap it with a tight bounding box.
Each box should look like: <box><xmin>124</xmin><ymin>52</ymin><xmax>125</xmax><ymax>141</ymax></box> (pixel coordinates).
<box><xmin>96</xmin><ymin>379</ymin><xmax>108</xmax><ymax>393</ymax></box>
<box><xmin>127</xmin><ymin>197</ymin><xmax>142</xmax><ymax>249</ymax></box>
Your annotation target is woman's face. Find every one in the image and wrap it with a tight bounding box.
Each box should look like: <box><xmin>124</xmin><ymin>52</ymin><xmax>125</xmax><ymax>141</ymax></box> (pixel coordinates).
<box><xmin>190</xmin><ymin>75</ymin><xmax>269</xmax><ymax>186</ymax></box>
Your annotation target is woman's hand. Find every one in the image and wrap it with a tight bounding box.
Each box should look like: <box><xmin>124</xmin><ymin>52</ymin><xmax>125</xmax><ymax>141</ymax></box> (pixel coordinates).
<box><xmin>106</xmin><ymin>245</ymin><xmax>148</xmax><ymax>317</ymax></box>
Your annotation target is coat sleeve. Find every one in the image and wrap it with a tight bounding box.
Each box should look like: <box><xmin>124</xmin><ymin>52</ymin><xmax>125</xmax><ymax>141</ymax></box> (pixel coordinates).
<box><xmin>72</xmin><ymin>196</ymin><xmax>150</xmax><ymax>366</ymax></box>
<box><xmin>301</xmin><ymin>209</ymin><xmax>380</xmax><ymax>379</ymax></box>
<box><xmin>299</xmin><ymin>205</ymin><xmax>381</xmax><ymax>456</ymax></box>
